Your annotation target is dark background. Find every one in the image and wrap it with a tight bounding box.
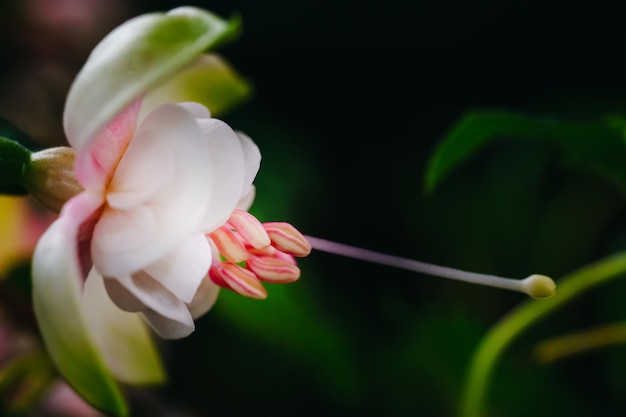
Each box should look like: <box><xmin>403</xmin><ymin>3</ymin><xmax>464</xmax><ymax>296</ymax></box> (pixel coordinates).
<box><xmin>165</xmin><ymin>2</ymin><xmax>626</xmax><ymax>417</ymax></box>
<box><xmin>3</xmin><ymin>1</ymin><xmax>626</xmax><ymax>416</ymax></box>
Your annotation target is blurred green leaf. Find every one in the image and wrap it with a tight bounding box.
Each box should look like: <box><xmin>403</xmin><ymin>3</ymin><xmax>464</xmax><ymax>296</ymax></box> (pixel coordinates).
<box><xmin>0</xmin><ymin>115</ymin><xmax>42</xmax><ymax>151</ymax></box>
<box><xmin>425</xmin><ymin>111</ymin><xmax>626</xmax><ymax>195</ymax></box>
<box><xmin>459</xmin><ymin>251</ymin><xmax>626</xmax><ymax>417</ymax></box>
<box><xmin>0</xmin><ymin>350</ymin><xmax>55</xmax><ymax>413</ymax></box>
<box><xmin>0</xmin><ymin>136</ymin><xmax>30</xmax><ymax>195</ymax></box>
<box><xmin>214</xmin><ymin>276</ymin><xmax>361</xmax><ymax>400</ymax></box>
<box><xmin>528</xmin><ymin>177</ymin><xmax>623</xmax><ymax>277</ymax></box>
<box><xmin>377</xmin><ymin>309</ymin><xmax>484</xmax><ymax>416</ymax></box>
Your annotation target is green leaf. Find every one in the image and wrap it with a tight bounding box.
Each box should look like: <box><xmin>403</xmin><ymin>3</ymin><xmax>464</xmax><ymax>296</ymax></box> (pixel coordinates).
<box><xmin>64</xmin><ymin>6</ymin><xmax>241</xmax><ymax>150</ymax></box>
<box><xmin>215</xmin><ymin>278</ymin><xmax>361</xmax><ymax>400</ymax></box>
<box><xmin>424</xmin><ymin>111</ymin><xmax>626</xmax><ymax>195</ymax></box>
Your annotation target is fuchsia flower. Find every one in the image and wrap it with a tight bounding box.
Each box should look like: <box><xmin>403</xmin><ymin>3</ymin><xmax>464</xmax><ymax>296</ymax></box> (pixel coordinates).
<box><xmin>29</xmin><ymin>7</ymin><xmax>309</xmax><ymax>417</ymax></box>
<box><xmin>38</xmin><ymin>98</ymin><xmax>280</xmax><ymax>339</ymax></box>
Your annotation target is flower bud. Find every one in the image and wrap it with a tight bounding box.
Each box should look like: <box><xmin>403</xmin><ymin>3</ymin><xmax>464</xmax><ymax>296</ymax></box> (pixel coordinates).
<box><xmin>24</xmin><ymin>147</ymin><xmax>83</xmax><ymax>212</ymax></box>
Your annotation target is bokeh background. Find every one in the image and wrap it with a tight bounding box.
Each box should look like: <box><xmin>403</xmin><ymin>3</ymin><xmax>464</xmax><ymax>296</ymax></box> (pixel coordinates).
<box><xmin>2</xmin><ymin>1</ymin><xmax>626</xmax><ymax>416</ymax></box>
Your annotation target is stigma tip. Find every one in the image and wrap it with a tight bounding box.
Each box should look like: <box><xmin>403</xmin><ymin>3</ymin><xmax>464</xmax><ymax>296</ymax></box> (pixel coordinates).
<box><xmin>522</xmin><ymin>274</ymin><xmax>556</xmax><ymax>299</ymax></box>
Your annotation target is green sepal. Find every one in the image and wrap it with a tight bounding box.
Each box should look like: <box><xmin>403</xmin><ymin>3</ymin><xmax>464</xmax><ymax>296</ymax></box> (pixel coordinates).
<box><xmin>141</xmin><ymin>53</ymin><xmax>252</xmax><ymax>118</ymax></box>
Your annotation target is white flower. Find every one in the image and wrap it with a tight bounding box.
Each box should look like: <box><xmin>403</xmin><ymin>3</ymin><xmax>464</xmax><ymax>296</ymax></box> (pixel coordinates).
<box><xmin>30</xmin><ymin>8</ymin><xmax>310</xmax><ymax>416</ymax></box>
<box><xmin>31</xmin><ymin>7</ymin><xmax>247</xmax><ymax>417</ymax></box>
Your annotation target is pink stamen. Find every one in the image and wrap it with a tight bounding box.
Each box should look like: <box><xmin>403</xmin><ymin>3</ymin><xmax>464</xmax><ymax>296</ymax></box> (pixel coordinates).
<box><xmin>208</xmin><ymin>266</ymin><xmax>228</xmax><ymax>287</ymax></box>
<box><xmin>247</xmin><ymin>255</ymin><xmax>301</xmax><ymax>283</ymax></box>
<box><xmin>227</xmin><ymin>209</ymin><xmax>271</xmax><ymax>249</ymax></box>
<box><xmin>209</xmin><ymin>225</ymin><xmax>249</xmax><ymax>263</ymax></box>
<box><xmin>207</xmin><ymin>211</ymin><xmax>311</xmax><ymax>299</ymax></box>
<box><xmin>263</xmin><ymin>222</ymin><xmax>312</xmax><ymax>257</ymax></box>
<box><xmin>215</xmin><ymin>263</ymin><xmax>267</xmax><ymax>299</ymax></box>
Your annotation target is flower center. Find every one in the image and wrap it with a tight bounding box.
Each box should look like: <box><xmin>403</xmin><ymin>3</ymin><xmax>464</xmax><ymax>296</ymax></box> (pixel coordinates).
<box><xmin>207</xmin><ymin>209</ymin><xmax>311</xmax><ymax>298</ymax></box>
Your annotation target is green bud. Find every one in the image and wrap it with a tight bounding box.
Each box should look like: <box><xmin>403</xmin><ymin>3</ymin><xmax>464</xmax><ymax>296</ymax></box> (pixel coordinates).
<box><xmin>23</xmin><ymin>147</ymin><xmax>83</xmax><ymax>213</ymax></box>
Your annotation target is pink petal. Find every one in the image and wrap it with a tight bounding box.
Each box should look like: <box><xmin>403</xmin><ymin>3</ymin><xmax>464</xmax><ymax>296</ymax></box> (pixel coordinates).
<box><xmin>57</xmin><ymin>192</ymin><xmax>106</xmax><ymax>279</ymax></box>
<box><xmin>106</xmin><ymin>130</ymin><xmax>176</xmax><ymax>210</ymax></box>
<box><xmin>33</xmin><ymin>192</ymin><xmax>103</xmax><ymax>293</ymax></box>
<box><xmin>142</xmin><ymin>233</ymin><xmax>211</xmax><ymax>303</ymax></box>
<box><xmin>74</xmin><ymin>99</ymin><xmax>142</xmax><ymax>193</ymax></box>
<box><xmin>92</xmin><ymin>103</ymin><xmax>215</xmax><ymax>277</ymax></box>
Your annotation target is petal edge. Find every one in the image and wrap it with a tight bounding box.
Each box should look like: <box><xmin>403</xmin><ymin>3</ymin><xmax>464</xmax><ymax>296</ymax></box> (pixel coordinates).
<box><xmin>33</xmin><ymin>195</ymin><xmax>128</xmax><ymax>417</ymax></box>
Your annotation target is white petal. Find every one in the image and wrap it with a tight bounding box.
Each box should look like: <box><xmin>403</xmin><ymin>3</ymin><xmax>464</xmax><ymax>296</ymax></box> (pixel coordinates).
<box><xmin>186</xmin><ymin>276</ymin><xmax>220</xmax><ymax>319</ymax></box>
<box><xmin>143</xmin><ymin>233</ymin><xmax>211</xmax><ymax>303</ymax></box>
<box><xmin>64</xmin><ymin>8</ymin><xmax>237</xmax><ymax>152</ymax></box>
<box><xmin>92</xmin><ymin>103</ymin><xmax>213</xmax><ymax>277</ymax></box>
<box><xmin>236</xmin><ymin>185</ymin><xmax>256</xmax><ymax>211</ymax></box>
<box><xmin>32</xmin><ymin>193</ymin><xmax>128</xmax><ymax>415</ymax></box>
<box><xmin>141</xmin><ymin>309</ymin><xmax>194</xmax><ymax>339</ymax></box>
<box><xmin>112</xmin><ymin>272</ymin><xmax>194</xmax><ymax>332</ymax></box>
<box><xmin>103</xmin><ymin>277</ymin><xmax>145</xmax><ymax>312</ymax></box>
<box><xmin>176</xmin><ymin>101</ymin><xmax>211</xmax><ymax>119</ymax></box>
<box><xmin>106</xmin><ymin>130</ymin><xmax>175</xmax><ymax>209</ymax></box>
<box><xmin>93</xmin><ymin>204</ymin><xmax>156</xmax><ymax>254</ymax></box>
<box><xmin>82</xmin><ymin>270</ymin><xmax>165</xmax><ymax>384</ymax></box>
<box><xmin>236</xmin><ymin>130</ymin><xmax>261</xmax><ymax>193</ymax></box>
<box><xmin>196</xmin><ymin>118</ymin><xmax>246</xmax><ymax>232</ymax></box>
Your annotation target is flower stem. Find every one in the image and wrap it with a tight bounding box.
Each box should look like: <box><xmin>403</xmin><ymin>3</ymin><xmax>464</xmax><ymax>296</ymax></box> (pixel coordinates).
<box><xmin>458</xmin><ymin>251</ymin><xmax>626</xmax><ymax>417</ymax></box>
